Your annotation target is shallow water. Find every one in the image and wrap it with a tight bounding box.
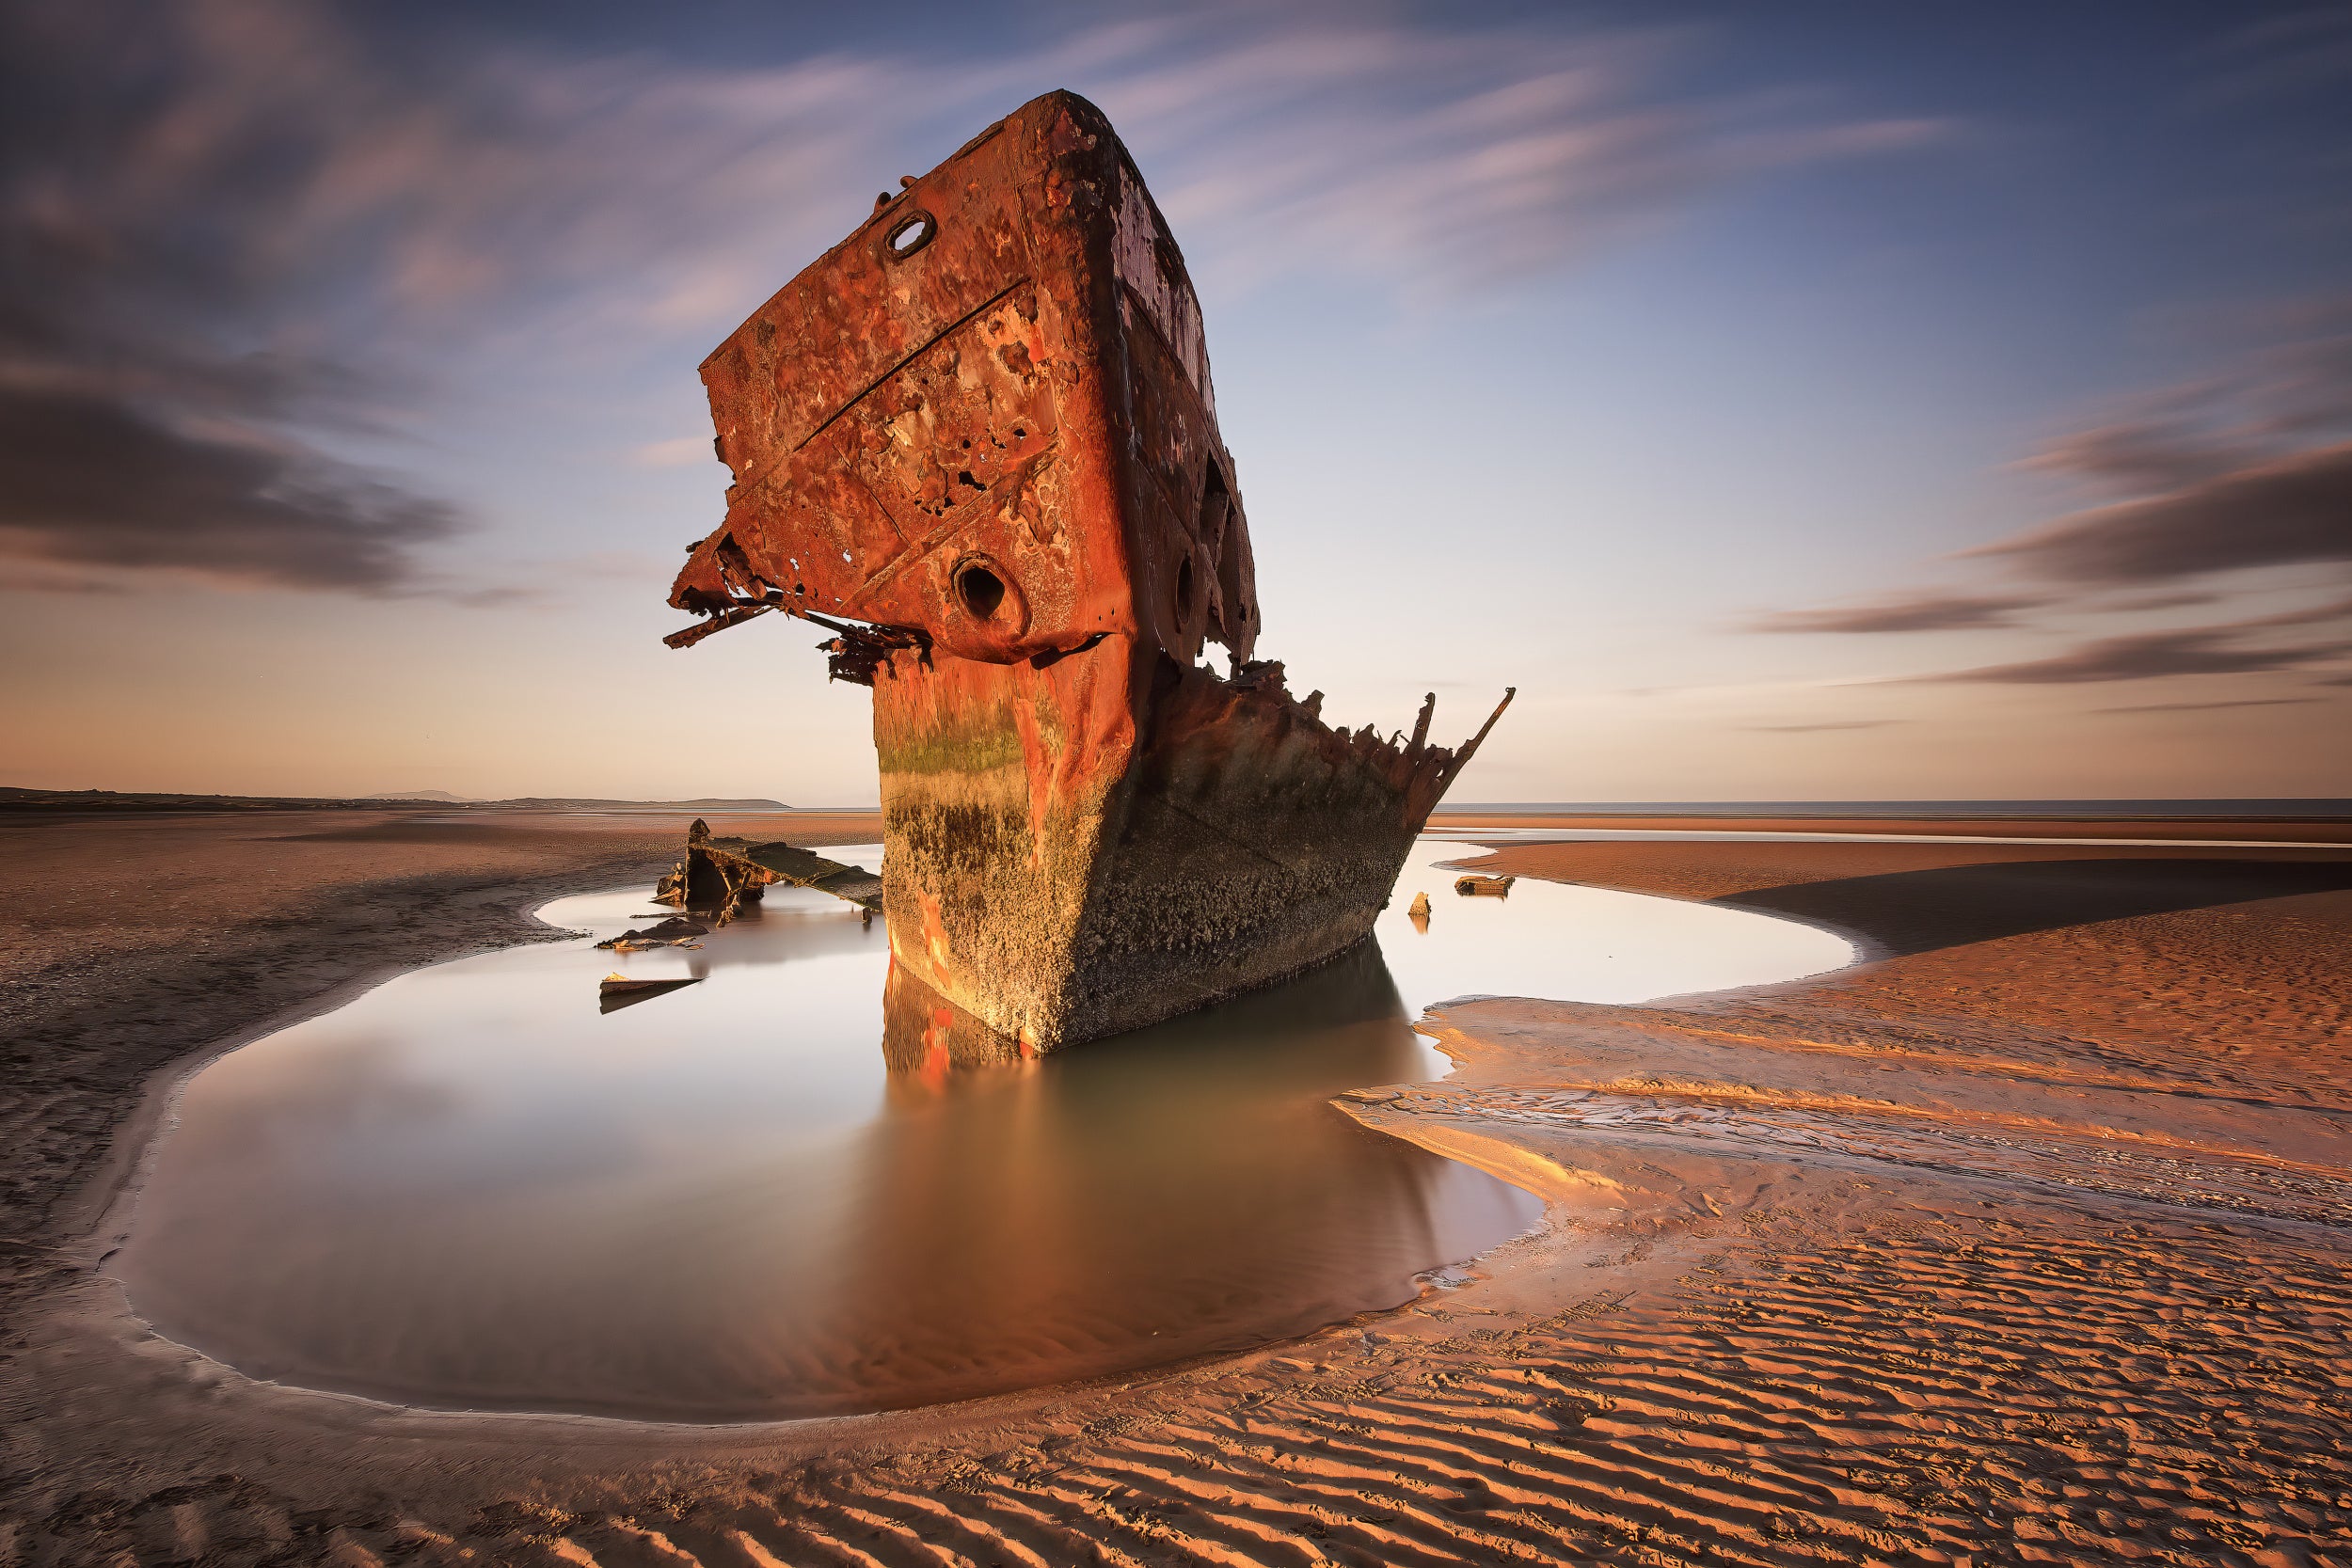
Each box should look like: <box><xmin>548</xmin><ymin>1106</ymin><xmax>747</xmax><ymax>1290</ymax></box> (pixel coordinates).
<box><xmin>111</xmin><ymin>840</ymin><xmax>1851</xmax><ymax>1421</ymax></box>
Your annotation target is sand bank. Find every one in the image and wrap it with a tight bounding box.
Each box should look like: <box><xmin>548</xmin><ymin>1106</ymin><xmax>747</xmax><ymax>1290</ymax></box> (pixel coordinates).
<box><xmin>1429</xmin><ymin>810</ymin><xmax>2352</xmax><ymax>844</ymax></box>
<box><xmin>3</xmin><ymin>813</ymin><xmax>2345</xmax><ymax>1565</ymax></box>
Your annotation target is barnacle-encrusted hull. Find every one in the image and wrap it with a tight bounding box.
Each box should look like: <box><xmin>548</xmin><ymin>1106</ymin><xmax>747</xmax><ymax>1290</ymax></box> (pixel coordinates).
<box><xmin>666</xmin><ymin>90</ymin><xmax>1507</xmax><ymax>1050</ymax></box>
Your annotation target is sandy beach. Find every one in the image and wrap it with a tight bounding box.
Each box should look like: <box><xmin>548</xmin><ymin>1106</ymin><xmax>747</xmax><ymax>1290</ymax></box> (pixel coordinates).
<box><xmin>4</xmin><ymin>808</ymin><xmax>2348</xmax><ymax>1566</ymax></box>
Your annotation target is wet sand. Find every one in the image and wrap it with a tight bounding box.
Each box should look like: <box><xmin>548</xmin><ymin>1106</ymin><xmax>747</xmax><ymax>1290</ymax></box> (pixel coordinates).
<box><xmin>4</xmin><ymin>811</ymin><xmax>2348</xmax><ymax>1565</ymax></box>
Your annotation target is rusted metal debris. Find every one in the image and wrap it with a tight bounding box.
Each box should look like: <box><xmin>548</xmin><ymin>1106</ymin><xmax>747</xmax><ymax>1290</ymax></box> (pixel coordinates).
<box><xmin>599</xmin><ymin>974</ymin><xmax>703</xmax><ymax>1014</ymax></box>
<box><xmin>1454</xmin><ymin>875</ymin><xmax>1516</xmax><ymax>897</ymax></box>
<box><xmin>654</xmin><ymin>818</ymin><xmax>882</xmax><ymax>923</ymax></box>
<box><xmin>662</xmin><ymin>90</ymin><xmax>1511</xmax><ymax>1051</ymax></box>
<box><xmin>595</xmin><ymin>916</ymin><xmax>707</xmax><ymax>950</ymax></box>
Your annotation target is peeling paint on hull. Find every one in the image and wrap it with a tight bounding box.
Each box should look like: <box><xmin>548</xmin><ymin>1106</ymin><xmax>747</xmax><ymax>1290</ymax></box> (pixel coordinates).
<box><xmin>665</xmin><ymin>90</ymin><xmax>1509</xmax><ymax>1050</ymax></box>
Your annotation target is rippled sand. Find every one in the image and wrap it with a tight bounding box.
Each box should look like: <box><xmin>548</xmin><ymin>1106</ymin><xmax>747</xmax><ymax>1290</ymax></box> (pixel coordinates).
<box><xmin>5</xmin><ymin>813</ymin><xmax>2348</xmax><ymax>1565</ymax></box>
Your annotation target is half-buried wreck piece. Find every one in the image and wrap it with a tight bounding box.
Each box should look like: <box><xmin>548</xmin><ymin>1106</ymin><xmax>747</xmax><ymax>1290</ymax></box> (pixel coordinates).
<box><xmin>664</xmin><ymin>90</ymin><xmax>1511</xmax><ymax>1051</ymax></box>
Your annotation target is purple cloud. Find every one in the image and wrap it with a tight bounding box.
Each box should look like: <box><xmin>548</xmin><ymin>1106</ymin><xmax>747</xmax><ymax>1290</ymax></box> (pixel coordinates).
<box><xmin>2103</xmin><ymin>589</ymin><xmax>2219</xmax><ymax>611</ymax></box>
<box><xmin>2015</xmin><ymin>421</ymin><xmax>2253</xmax><ymax>495</ymax></box>
<box><xmin>2223</xmin><ymin>592</ymin><xmax>2352</xmax><ymax>630</ymax></box>
<box><xmin>1773</xmin><ymin>294</ymin><xmax>2352</xmax><ymax>656</ymax></box>
<box><xmin>0</xmin><ymin>0</ymin><xmax>1957</xmax><ymax>595</ymax></box>
<box><xmin>0</xmin><ymin>388</ymin><xmax>455</xmax><ymax>593</ymax></box>
<box><xmin>1741</xmin><ymin>720</ymin><xmax>1903</xmax><ymax>732</ymax></box>
<box><xmin>1747</xmin><ymin>591</ymin><xmax>2045</xmax><ymax>634</ymax></box>
<box><xmin>1897</xmin><ymin>626</ymin><xmax>2352</xmax><ymax>685</ymax></box>
<box><xmin>1967</xmin><ymin>441</ymin><xmax>2352</xmax><ymax>586</ymax></box>
<box><xmin>2094</xmin><ymin>697</ymin><xmax>2325</xmax><ymax>713</ymax></box>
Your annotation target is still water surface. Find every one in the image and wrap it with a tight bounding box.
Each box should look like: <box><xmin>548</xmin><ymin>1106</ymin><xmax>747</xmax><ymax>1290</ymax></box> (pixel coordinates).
<box><xmin>113</xmin><ymin>840</ymin><xmax>1851</xmax><ymax>1421</ymax></box>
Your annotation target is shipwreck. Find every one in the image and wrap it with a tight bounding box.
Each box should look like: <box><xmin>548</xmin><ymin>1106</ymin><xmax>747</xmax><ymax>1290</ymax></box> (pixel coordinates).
<box><xmin>663</xmin><ymin>90</ymin><xmax>1510</xmax><ymax>1052</ymax></box>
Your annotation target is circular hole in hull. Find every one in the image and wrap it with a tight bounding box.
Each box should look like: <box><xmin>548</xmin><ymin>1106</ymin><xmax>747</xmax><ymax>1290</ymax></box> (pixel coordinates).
<box><xmin>957</xmin><ymin>562</ymin><xmax>1008</xmax><ymax>621</ymax></box>
<box><xmin>882</xmin><ymin>210</ymin><xmax>937</xmax><ymax>261</ymax></box>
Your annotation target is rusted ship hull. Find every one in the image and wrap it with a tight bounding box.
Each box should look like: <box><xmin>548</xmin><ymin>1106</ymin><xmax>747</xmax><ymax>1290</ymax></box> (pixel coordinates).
<box><xmin>874</xmin><ymin>646</ymin><xmax>1506</xmax><ymax>1049</ymax></box>
<box><xmin>665</xmin><ymin>91</ymin><xmax>1508</xmax><ymax>1051</ymax></box>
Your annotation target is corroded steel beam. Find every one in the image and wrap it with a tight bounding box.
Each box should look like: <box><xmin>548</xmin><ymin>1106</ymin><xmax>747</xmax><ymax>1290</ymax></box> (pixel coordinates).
<box><xmin>654</xmin><ymin>819</ymin><xmax>881</xmax><ymax>923</ymax></box>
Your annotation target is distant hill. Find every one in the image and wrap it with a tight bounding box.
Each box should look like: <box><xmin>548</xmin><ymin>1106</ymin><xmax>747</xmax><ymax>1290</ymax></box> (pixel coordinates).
<box><xmin>0</xmin><ymin>787</ymin><xmax>436</xmax><ymax>813</ymax></box>
<box><xmin>371</xmin><ymin>791</ymin><xmax>795</xmax><ymax>810</ymax></box>
<box><xmin>486</xmin><ymin>798</ymin><xmax>790</xmax><ymax>811</ymax></box>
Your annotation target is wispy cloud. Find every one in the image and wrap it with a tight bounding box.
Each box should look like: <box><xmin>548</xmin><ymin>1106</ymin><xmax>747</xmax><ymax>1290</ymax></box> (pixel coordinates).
<box><xmin>2094</xmin><ymin>697</ymin><xmax>2325</xmax><ymax>714</ymax></box>
<box><xmin>0</xmin><ymin>0</ymin><xmax>893</xmax><ymax>594</ymax></box>
<box><xmin>1968</xmin><ymin>439</ymin><xmax>2352</xmax><ymax>586</ymax></box>
<box><xmin>2203</xmin><ymin>8</ymin><xmax>2352</xmax><ymax>105</ymax></box>
<box><xmin>0</xmin><ymin>388</ymin><xmax>457</xmax><ymax>593</ymax></box>
<box><xmin>2104</xmin><ymin>589</ymin><xmax>2219</xmax><ymax>612</ymax></box>
<box><xmin>1894</xmin><ymin>626</ymin><xmax>2352</xmax><ymax>686</ymax></box>
<box><xmin>1750</xmin><ymin>293</ymin><xmax>2352</xmax><ymax>713</ymax></box>
<box><xmin>1073</xmin><ymin>24</ymin><xmax>1951</xmax><ymax>293</ymax></box>
<box><xmin>0</xmin><ymin>0</ymin><xmax>1947</xmax><ymax>596</ymax></box>
<box><xmin>1972</xmin><ymin>300</ymin><xmax>2352</xmax><ymax>590</ymax></box>
<box><xmin>2217</xmin><ymin>591</ymin><xmax>2352</xmax><ymax>630</ymax></box>
<box><xmin>1741</xmin><ymin>720</ymin><xmax>1903</xmax><ymax>732</ymax></box>
<box><xmin>1746</xmin><ymin>591</ymin><xmax>2045</xmax><ymax>634</ymax></box>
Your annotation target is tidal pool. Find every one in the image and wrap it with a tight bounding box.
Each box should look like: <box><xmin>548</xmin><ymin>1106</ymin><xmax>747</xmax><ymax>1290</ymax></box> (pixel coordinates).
<box><xmin>111</xmin><ymin>840</ymin><xmax>1851</xmax><ymax>1421</ymax></box>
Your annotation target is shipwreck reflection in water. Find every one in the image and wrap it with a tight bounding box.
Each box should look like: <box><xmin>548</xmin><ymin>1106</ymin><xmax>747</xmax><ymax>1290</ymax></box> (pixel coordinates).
<box><xmin>835</xmin><ymin>948</ymin><xmax>1502</xmax><ymax>1412</ymax></box>
<box><xmin>109</xmin><ymin>840</ymin><xmax>1850</xmax><ymax>1422</ymax></box>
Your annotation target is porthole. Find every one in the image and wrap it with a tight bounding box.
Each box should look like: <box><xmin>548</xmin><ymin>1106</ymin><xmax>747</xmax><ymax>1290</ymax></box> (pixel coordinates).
<box><xmin>956</xmin><ymin>561</ymin><xmax>1008</xmax><ymax>621</ymax></box>
<box><xmin>882</xmin><ymin>210</ymin><xmax>937</xmax><ymax>261</ymax></box>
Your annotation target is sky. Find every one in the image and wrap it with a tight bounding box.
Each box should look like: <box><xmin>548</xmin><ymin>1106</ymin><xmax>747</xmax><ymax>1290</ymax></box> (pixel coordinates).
<box><xmin>2</xmin><ymin>0</ymin><xmax>2348</xmax><ymax>805</ymax></box>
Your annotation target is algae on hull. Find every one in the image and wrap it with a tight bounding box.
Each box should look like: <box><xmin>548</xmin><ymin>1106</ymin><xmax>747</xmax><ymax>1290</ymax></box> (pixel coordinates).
<box><xmin>662</xmin><ymin>90</ymin><xmax>1509</xmax><ymax>1050</ymax></box>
